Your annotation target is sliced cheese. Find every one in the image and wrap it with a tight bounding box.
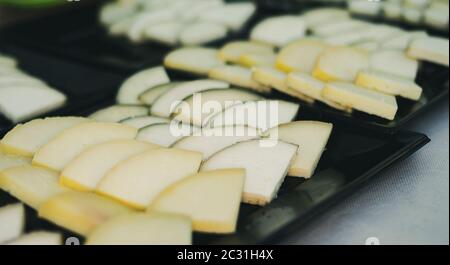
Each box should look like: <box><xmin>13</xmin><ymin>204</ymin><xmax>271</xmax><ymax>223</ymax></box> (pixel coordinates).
<box><xmin>322</xmin><ymin>82</ymin><xmax>398</xmax><ymax>120</ymax></box>
<box><xmin>179</xmin><ymin>22</ymin><xmax>228</xmax><ymax>46</ymax></box>
<box><xmin>89</xmin><ymin>105</ymin><xmax>149</xmax><ymax>123</ymax></box>
<box><xmin>286</xmin><ymin>72</ymin><xmax>351</xmax><ymax>111</ymax></box>
<box><xmin>356</xmin><ymin>69</ymin><xmax>422</xmax><ymax>100</ymax></box>
<box><xmin>370</xmin><ymin>49</ymin><xmax>419</xmax><ymax>80</ymax></box>
<box><xmin>120</xmin><ymin>116</ymin><xmax>170</xmax><ymax>129</ymax></box>
<box><xmin>313</xmin><ymin>47</ymin><xmax>370</xmax><ymax>82</ymax></box>
<box><xmin>276</xmin><ymin>39</ymin><xmax>329</xmax><ymax>73</ymax></box>
<box><xmin>61</xmin><ymin>140</ymin><xmax>159</xmax><ymax>192</ymax></box>
<box><xmin>0</xmin><ymin>117</ymin><xmax>89</xmax><ymax>157</ymax></box>
<box><xmin>149</xmin><ymin>169</ymin><xmax>245</xmax><ymax>234</ymax></box>
<box><xmin>96</xmin><ymin>148</ymin><xmax>202</xmax><ymax>209</ymax></box>
<box><xmin>209</xmin><ymin>65</ymin><xmax>271</xmax><ymax>93</ymax></box>
<box><xmin>218</xmin><ymin>41</ymin><xmax>274</xmax><ymax>64</ymax></box>
<box><xmin>267</xmin><ymin>121</ymin><xmax>333</xmax><ymax>178</ymax></box>
<box><xmin>251</xmin><ymin>66</ymin><xmax>315</xmax><ymax>103</ymax></box>
<box><xmin>38</xmin><ymin>192</ymin><xmax>132</xmax><ymax>236</ymax></box>
<box><xmin>250</xmin><ymin>16</ymin><xmax>307</xmax><ymax>47</ymax></box>
<box><xmin>0</xmin><ymin>204</ymin><xmax>24</xmax><ymax>244</ymax></box>
<box><xmin>116</xmin><ymin>66</ymin><xmax>170</xmax><ymax>105</ymax></box>
<box><xmin>407</xmin><ymin>36</ymin><xmax>449</xmax><ymax>67</ymax></box>
<box><xmin>164</xmin><ymin>47</ymin><xmax>225</xmax><ymax>75</ymax></box>
<box><xmin>32</xmin><ymin>122</ymin><xmax>137</xmax><ymax>172</ymax></box>
<box><xmin>238</xmin><ymin>52</ymin><xmax>276</xmax><ymax>68</ymax></box>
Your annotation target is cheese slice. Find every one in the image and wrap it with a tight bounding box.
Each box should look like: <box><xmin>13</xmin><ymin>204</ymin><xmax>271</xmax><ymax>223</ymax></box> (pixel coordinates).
<box><xmin>407</xmin><ymin>36</ymin><xmax>449</xmax><ymax>67</ymax></box>
<box><xmin>61</xmin><ymin>140</ymin><xmax>159</xmax><ymax>192</ymax></box>
<box><xmin>116</xmin><ymin>66</ymin><xmax>170</xmax><ymax>105</ymax></box>
<box><xmin>238</xmin><ymin>52</ymin><xmax>276</xmax><ymax>68</ymax></box>
<box><xmin>32</xmin><ymin>122</ymin><xmax>137</xmax><ymax>172</ymax></box>
<box><xmin>179</xmin><ymin>22</ymin><xmax>228</xmax><ymax>46</ymax></box>
<box><xmin>209</xmin><ymin>65</ymin><xmax>271</xmax><ymax>93</ymax></box>
<box><xmin>218</xmin><ymin>41</ymin><xmax>274</xmax><ymax>64</ymax></box>
<box><xmin>198</xmin><ymin>2</ymin><xmax>256</xmax><ymax>31</ymax></box>
<box><xmin>322</xmin><ymin>82</ymin><xmax>398</xmax><ymax>120</ymax></box>
<box><xmin>383</xmin><ymin>1</ymin><xmax>402</xmax><ymax>20</ymax></box>
<box><xmin>0</xmin><ymin>117</ymin><xmax>89</xmax><ymax>157</ymax></box>
<box><xmin>86</xmin><ymin>212</ymin><xmax>192</xmax><ymax>245</ymax></box>
<box><xmin>164</xmin><ymin>47</ymin><xmax>225</xmax><ymax>75</ymax></box>
<box><xmin>267</xmin><ymin>121</ymin><xmax>333</xmax><ymax>178</ymax></box>
<box><xmin>356</xmin><ymin>69</ymin><xmax>422</xmax><ymax>100</ymax></box>
<box><xmin>120</xmin><ymin>116</ymin><xmax>169</xmax><ymax>129</ymax></box>
<box><xmin>201</xmin><ymin>139</ymin><xmax>297</xmax><ymax>205</ymax></box>
<box><xmin>286</xmin><ymin>72</ymin><xmax>351</xmax><ymax>111</ymax></box>
<box><xmin>382</xmin><ymin>31</ymin><xmax>428</xmax><ymax>50</ymax></box>
<box><xmin>7</xmin><ymin>231</ymin><xmax>62</xmax><ymax>245</ymax></box>
<box><xmin>38</xmin><ymin>192</ymin><xmax>132</xmax><ymax>237</ymax></box>
<box><xmin>0</xmin><ymin>86</ymin><xmax>66</xmax><ymax>123</ymax></box>
<box><xmin>250</xmin><ymin>16</ymin><xmax>307</xmax><ymax>47</ymax></box>
<box><xmin>96</xmin><ymin>148</ymin><xmax>202</xmax><ymax>209</ymax></box>
<box><xmin>276</xmin><ymin>39</ymin><xmax>329</xmax><ymax>73</ymax></box>
<box><xmin>89</xmin><ymin>105</ymin><xmax>149</xmax><ymax>123</ymax></box>
<box><xmin>370</xmin><ymin>49</ymin><xmax>419</xmax><ymax>80</ymax></box>
<box><xmin>403</xmin><ymin>7</ymin><xmax>422</xmax><ymax>25</ymax></box>
<box><xmin>149</xmin><ymin>169</ymin><xmax>245</xmax><ymax>234</ymax></box>
<box><xmin>0</xmin><ymin>204</ymin><xmax>24</xmax><ymax>244</ymax></box>
<box><xmin>139</xmin><ymin>82</ymin><xmax>181</xmax><ymax>106</ymax></box>
<box><xmin>302</xmin><ymin>8</ymin><xmax>350</xmax><ymax>26</ymax></box>
<box><xmin>313</xmin><ymin>47</ymin><xmax>370</xmax><ymax>82</ymax></box>
<box><xmin>424</xmin><ymin>5</ymin><xmax>450</xmax><ymax>30</ymax></box>
<box><xmin>0</xmin><ymin>152</ymin><xmax>30</xmax><ymax>172</ymax></box>
<box><xmin>251</xmin><ymin>67</ymin><xmax>315</xmax><ymax>103</ymax></box>
<box><xmin>127</xmin><ymin>10</ymin><xmax>176</xmax><ymax>42</ymax></box>
<box><xmin>311</xmin><ymin>20</ymin><xmax>367</xmax><ymax>37</ymax></box>
<box><xmin>348</xmin><ymin>0</ymin><xmax>382</xmax><ymax>16</ymax></box>
<box><xmin>0</xmin><ymin>165</ymin><xmax>68</xmax><ymax>210</ymax></box>
<box><xmin>144</xmin><ymin>21</ymin><xmax>184</xmax><ymax>46</ymax></box>
<box><xmin>136</xmin><ymin>123</ymin><xmax>200</xmax><ymax>147</ymax></box>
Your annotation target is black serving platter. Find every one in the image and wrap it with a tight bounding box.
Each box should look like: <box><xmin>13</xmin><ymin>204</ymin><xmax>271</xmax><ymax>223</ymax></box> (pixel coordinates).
<box><xmin>0</xmin><ymin>44</ymin><xmax>127</xmax><ymax>136</ymax></box>
<box><xmin>0</xmin><ymin>100</ymin><xmax>430</xmax><ymax>244</ymax></box>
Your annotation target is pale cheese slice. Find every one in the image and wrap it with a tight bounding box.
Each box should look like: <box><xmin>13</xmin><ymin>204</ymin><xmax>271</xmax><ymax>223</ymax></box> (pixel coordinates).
<box><xmin>322</xmin><ymin>82</ymin><xmax>398</xmax><ymax>120</ymax></box>
<box><xmin>209</xmin><ymin>65</ymin><xmax>271</xmax><ymax>93</ymax></box>
<box><xmin>407</xmin><ymin>36</ymin><xmax>449</xmax><ymax>67</ymax></box>
<box><xmin>164</xmin><ymin>47</ymin><xmax>225</xmax><ymax>75</ymax></box>
<box><xmin>355</xmin><ymin>69</ymin><xmax>422</xmax><ymax>100</ymax></box>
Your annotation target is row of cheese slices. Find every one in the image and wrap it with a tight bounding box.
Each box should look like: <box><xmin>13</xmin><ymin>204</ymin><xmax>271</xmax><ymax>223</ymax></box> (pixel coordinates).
<box><xmin>163</xmin><ymin>26</ymin><xmax>448</xmax><ymax>120</ymax></box>
<box><xmin>100</xmin><ymin>0</ymin><xmax>256</xmax><ymax>46</ymax></box>
<box><xmin>0</xmin><ymin>68</ymin><xmax>333</xmax><ymax>244</ymax></box>
<box><xmin>347</xmin><ymin>0</ymin><xmax>449</xmax><ymax>30</ymax></box>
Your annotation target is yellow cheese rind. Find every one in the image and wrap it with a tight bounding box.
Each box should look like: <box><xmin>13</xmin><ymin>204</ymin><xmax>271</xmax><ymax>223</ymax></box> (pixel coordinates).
<box><xmin>313</xmin><ymin>47</ymin><xmax>370</xmax><ymax>82</ymax></box>
<box><xmin>286</xmin><ymin>72</ymin><xmax>352</xmax><ymax>112</ymax></box>
<box><xmin>251</xmin><ymin>67</ymin><xmax>314</xmax><ymax>103</ymax></box>
<box><xmin>322</xmin><ymin>82</ymin><xmax>398</xmax><ymax>120</ymax></box>
<box><xmin>149</xmin><ymin>169</ymin><xmax>245</xmax><ymax>234</ymax></box>
<box><xmin>356</xmin><ymin>70</ymin><xmax>423</xmax><ymax>100</ymax></box>
<box><xmin>38</xmin><ymin>192</ymin><xmax>131</xmax><ymax>236</ymax></box>
<box><xmin>209</xmin><ymin>65</ymin><xmax>271</xmax><ymax>93</ymax></box>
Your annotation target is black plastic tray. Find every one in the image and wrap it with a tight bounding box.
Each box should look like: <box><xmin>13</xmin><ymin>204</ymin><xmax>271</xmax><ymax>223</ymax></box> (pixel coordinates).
<box><xmin>0</xmin><ymin>103</ymin><xmax>430</xmax><ymax>244</ymax></box>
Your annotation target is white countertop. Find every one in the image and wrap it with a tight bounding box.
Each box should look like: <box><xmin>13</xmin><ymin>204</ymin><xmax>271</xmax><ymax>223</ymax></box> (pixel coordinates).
<box><xmin>284</xmin><ymin>97</ymin><xmax>449</xmax><ymax>245</ymax></box>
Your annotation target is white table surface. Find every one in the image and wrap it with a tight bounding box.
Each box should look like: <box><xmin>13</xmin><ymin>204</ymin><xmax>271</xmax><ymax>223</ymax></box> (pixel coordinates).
<box><xmin>284</xmin><ymin>97</ymin><xmax>449</xmax><ymax>245</ymax></box>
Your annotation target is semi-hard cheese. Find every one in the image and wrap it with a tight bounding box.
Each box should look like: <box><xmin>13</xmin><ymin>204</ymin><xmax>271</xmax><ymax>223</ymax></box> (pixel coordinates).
<box><xmin>322</xmin><ymin>82</ymin><xmax>398</xmax><ymax>120</ymax></box>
